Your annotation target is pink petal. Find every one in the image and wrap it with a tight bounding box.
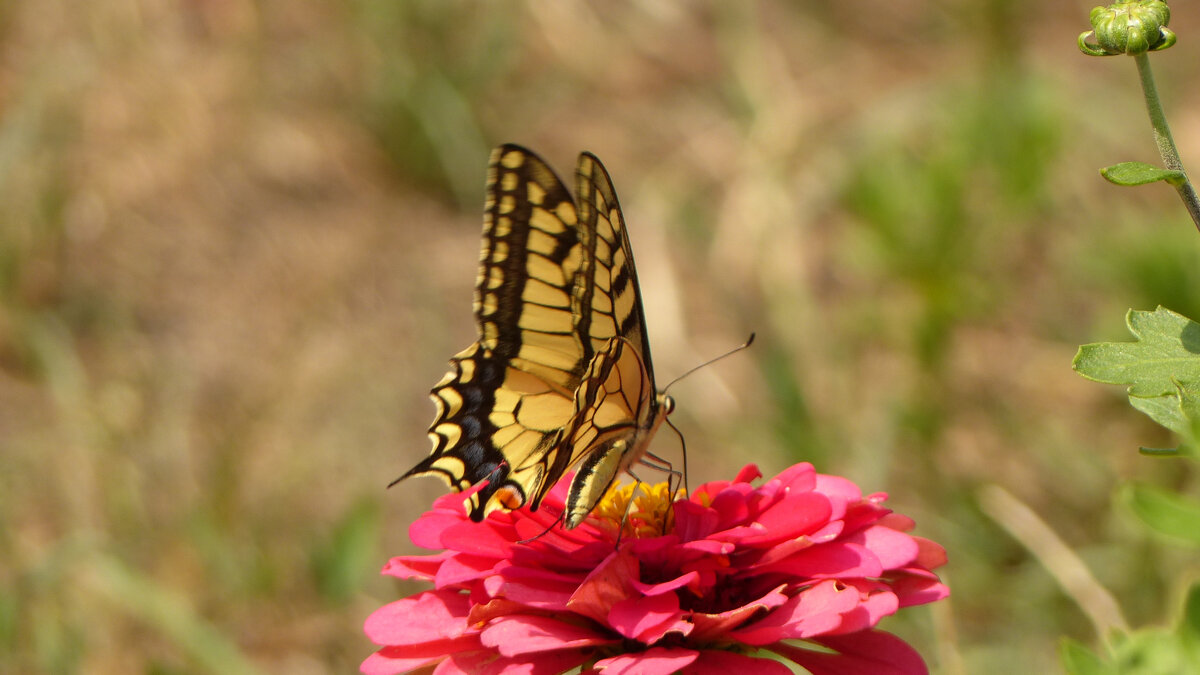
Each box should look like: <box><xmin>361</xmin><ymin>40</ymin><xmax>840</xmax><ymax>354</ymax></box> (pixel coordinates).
<box><xmin>813</xmin><ymin>473</ymin><xmax>862</xmax><ymax>505</ymax></box>
<box><xmin>436</xmin><ymin>651</ymin><xmax>492</xmax><ymax>674</ymax></box>
<box><xmin>518</xmin><ymin>531</ymin><xmax>609</xmax><ymax>567</ymax></box>
<box><xmin>877</xmin><ymin>512</ymin><xmax>916</xmax><ymax>532</ymax></box>
<box><xmin>689</xmin><ymin>584</ymin><xmax>790</xmax><ymax>641</ymax></box>
<box><xmin>468</xmin><ymin>598</ymin><xmax>528</xmax><ymax>625</ymax></box>
<box><xmin>890</xmin><ymin>571</ymin><xmax>950</xmax><ymax>607</ymax></box>
<box><xmin>737</xmin><ymin>491</ymin><xmax>833</xmax><ymax>545</ymax></box>
<box><xmin>595</xmin><ymin>647</ymin><xmax>698</xmax><ymax>675</ymax></box>
<box><xmin>840</xmin><ymin>500</ymin><xmax>890</xmax><ymax>534</ymax></box>
<box><xmin>679</xmin><ymin>649</ymin><xmax>794</xmax><ymax>675</ymax></box>
<box><xmin>490</xmin><ymin>567</ymin><xmax>581</xmax><ymax>609</ymax></box>
<box><xmin>770</xmin><ymin>630</ymin><xmax>929</xmax><ymax>675</ymax></box>
<box><xmin>464</xmin><ymin>649</ymin><xmax>592</xmax><ymax>675</ymax></box>
<box><xmin>673</xmin><ymin>501</ymin><xmax>722</xmax><ymax>542</ymax></box>
<box><xmin>848</xmin><ymin>525</ymin><xmax>919</xmax><ymax>570</ymax></box>
<box><xmin>828</xmin><ymin>587</ymin><xmax>899</xmax><ymax>634</ymax></box>
<box><xmin>513</xmin><ymin>538</ymin><xmax>612</xmax><ymax>575</ymax></box>
<box><xmin>363</xmin><ymin>590</ymin><xmax>472</xmax><ymax>644</ymax></box>
<box><xmin>480</xmin><ymin>615</ymin><xmax>616</xmax><ymax>656</ymax></box>
<box><xmin>756</xmin><ymin>542</ymin><xmax>881</xmax><ymax>579</ymax></box>
<box><xmin>708</xmin><ymin>484</ymin><xmax>759</xmax><ymax>529</ymax></box>
<box><xmin>361</xmin><ymin>646</ymin><xmax>444</xmax><ymax>675</ymax></box>
<box><xmin>733</xmin><ymin>464</ymin><xmax>764</xmax><ymax>484</ymax></box>
<box><xmin>381</xmin><ymin>551</ymin><xmax>453</xmax><ymax>581</ymax></box>
<box><xmin>752</xmin><ymin>523</ymin><xmax>849</xmax><ymax>568</ymax></box>
<box><xmin>409</xmin><ymin>509</ymin><xmax>467</xmax><ymax>549</ymax></box>
<box><xmin>440</xmin><ymin>519</ymin><xmax>516</xmax><ymax>558</ymax></box>
<box><xmin>772</xmin><ymin>462</ymin><xmax>817</xmax><ymax>490</ymax></box>
<box><xmin>631</xmin><ymin>571</ymin><xmax>699</xmax><ymax>596</ymax></box>
<box><xmin>435</xmin><ymin>553</ymin><xmax>503</xmax><ymax>588</ymax></box>
<box><xmin>567</xmin><ymin>552</ymin><xmax>638</xmax><ymax>625</ymax></box>
<box><xmin>730</xmin><ymin>580</ymin><xmax>858</xmax><ymax>644</ymax></box>
<box><xmin>608</xmin><ymin>592</ymin><xmax>690</xmax><ymax>642</ymax></box>
<box><xmin>912</xmin><ymin>536</ymin><xmax>948</xmax><ymax>570</ymax></box>
<box><xmin>678</xmin><ymin>538</ymin><xmax>732</xmax><ymax>556</ymax></box>
<box><xmin>625</xmin><ymin>536</ymin><xmax>682</xmax><ymax>559</ymax></box>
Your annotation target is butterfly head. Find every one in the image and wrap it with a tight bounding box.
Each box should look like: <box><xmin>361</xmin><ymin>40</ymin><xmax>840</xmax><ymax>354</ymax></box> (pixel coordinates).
<box><xmin>660</xmin><ymin>393</ymin><xmax>675</xmax><ymax>416</ymax></box>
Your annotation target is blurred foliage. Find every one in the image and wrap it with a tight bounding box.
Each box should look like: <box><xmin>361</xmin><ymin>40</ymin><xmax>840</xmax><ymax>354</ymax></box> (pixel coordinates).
<box><xmin>1061</xmin><ymin>581</ymin><xmax>1200</xmax><ymax>674</ymax></box>
<box><xmin>2</xmin><ymin>0</ymin><xmax>1200</xmax><ymax>673</ymax></box>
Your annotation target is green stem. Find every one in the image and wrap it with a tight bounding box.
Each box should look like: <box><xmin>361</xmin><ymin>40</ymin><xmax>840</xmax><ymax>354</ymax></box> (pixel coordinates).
<box><xmin>1134</xmin><ymin>52</ymin><xmax>1200</xmax><ymax>233</ymax></box>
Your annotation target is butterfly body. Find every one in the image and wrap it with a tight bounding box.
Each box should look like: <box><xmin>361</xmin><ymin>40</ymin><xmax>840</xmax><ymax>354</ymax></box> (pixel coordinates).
<box><xmin>399</xmin><ymin>145</ymin><xmax>670</xmax><ymax>528</ymax></box>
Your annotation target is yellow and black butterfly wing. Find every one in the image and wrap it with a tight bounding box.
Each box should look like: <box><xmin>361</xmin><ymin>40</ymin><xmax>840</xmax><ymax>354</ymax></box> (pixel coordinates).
<box><xmin>399</xmin><ymin>145</ymin><xmax>660</xmax><ymax>523</ymax></box>
<box><xmin>523</xmin><ymin>151</ymin><xmax>665</xmax><ymax>513</ymax></box>
<box><xmin>571</xmin><ymin>151</ymin><xmax>656</xmax><ymax>384</ymax></box>
<box><xmin>557</xmin><ymin>336</ymin><xmax>656</xmax><ymax>528</ymax></box>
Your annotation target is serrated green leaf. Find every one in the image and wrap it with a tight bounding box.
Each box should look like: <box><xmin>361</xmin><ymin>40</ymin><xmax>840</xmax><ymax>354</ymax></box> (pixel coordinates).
<box><xmin>1074</xmin><ymin>307</ymin><xmax>1200</xmax><ymax>396</ymax></box>
<box><xmin>1060</xmin><ymin>638</ymin><xmax>1113</xmax><ymax>675</ymax></box>
<box><xmin>1076</xmin><ymin>309</ymin><xmax>1200</xmax><ymax>445</ymax></box>
<box><xmin>1122</xmin><ymin>484</ymin><xmax>1200</xmax><ymax>545</ymax></box>
<box><xmin>1100</xmin><ymin>161</ymin><xmax>1186</xmax><ymax>186</ymax></box>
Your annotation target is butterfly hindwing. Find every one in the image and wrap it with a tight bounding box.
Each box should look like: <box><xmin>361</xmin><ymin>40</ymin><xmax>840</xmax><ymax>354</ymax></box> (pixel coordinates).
<box><xmin>401</xmin><ymin>145</ymin><xmax>666</xmax><ymax>526</ymax></box>
<box><xmin>557</xmin><ymin>336</ymin><xmax>654</xmax><ymax>527</ymax></box>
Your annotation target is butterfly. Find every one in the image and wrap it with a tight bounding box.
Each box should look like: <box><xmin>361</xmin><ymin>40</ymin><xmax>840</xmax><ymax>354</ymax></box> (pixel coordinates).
<box><xmin>395</xmin><ymin>144</ymin><xmax>674</xmax><ymax>529</ymax></box>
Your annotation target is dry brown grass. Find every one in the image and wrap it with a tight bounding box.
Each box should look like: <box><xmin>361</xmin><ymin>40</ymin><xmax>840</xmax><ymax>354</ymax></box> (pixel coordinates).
<box><xmin>3</xmin><ymin>1</ymin><xmax>1199</xmax><ymax>673</ymax></box>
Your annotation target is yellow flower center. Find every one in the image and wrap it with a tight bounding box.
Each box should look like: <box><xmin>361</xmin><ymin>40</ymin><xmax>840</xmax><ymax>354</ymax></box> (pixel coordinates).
<box><xmin>590</xmin><ymin>480</ymin><xmax>682</xmax><ymax>539</ymax></box>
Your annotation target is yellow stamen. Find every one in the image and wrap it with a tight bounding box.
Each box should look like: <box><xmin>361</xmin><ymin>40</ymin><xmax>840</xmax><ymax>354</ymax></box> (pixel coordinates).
<box><xmin>590</xmin><ymin>480</ymin><xmax>683</xmax><ymax>539</ymax></box>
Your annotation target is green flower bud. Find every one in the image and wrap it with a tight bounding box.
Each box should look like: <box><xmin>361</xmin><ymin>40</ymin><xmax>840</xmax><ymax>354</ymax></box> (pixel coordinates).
<box><xmin>1079</xmin><ymin>1</ymin><xmax>1176</xmax><ymax>56</ymax></box>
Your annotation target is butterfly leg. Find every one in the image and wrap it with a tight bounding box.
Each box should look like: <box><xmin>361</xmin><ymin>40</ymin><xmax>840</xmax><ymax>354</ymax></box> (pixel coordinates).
<box><xmin>628</xmin><ymin>457</ymin><xmax>682</xmax><ymax>540</ymax></box>
<box><xmin>638</xmin><ymin>451</ymin><xmax>684</xmax><ymax>500</ymax></box>
<box><xmin>614</xmin><ymin>469</ymin><xmax>656</xmax><ymax>547</ymax></box>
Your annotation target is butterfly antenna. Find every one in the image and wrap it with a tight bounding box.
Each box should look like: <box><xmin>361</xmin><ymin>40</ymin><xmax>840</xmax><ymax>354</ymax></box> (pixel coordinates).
<box><xmin>661</xmin><ymin>333</ymin><xmax>755</xmax><ymax>396</ymax></box>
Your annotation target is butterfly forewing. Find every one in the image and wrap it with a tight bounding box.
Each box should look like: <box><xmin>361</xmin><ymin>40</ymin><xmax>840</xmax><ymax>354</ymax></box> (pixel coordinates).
<box><xmin>400</xmin><ymin>145</ymin><xmax>666</xmax><ymax>525</ymax></box>
<box><xmin>575</xmin><ymin>153</ymin><xmax>656</xmax><ymax>386</ymax></box>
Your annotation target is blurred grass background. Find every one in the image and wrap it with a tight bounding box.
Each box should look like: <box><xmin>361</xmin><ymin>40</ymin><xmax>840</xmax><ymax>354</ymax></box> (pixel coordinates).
<box><xmin>2</xmin><ymin>1</ymin><xmax>1200</xmax><ymax>673</ymax></box>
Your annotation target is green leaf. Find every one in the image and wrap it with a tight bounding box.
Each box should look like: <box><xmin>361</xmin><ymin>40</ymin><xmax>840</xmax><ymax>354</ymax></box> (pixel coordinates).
<box><xmin>1126</xmin><ymin>382</ymin><xmax>1200</xmax><ymax>453</ymax></box>
<box><xmin>1180</xmin><ymin>583</ymin><xmax>1200</xmax><ymax>662</ymax></box>
<box><xmin>1100</xmin><ymin>162</ymin><xmax>1186</xmax><ymax>186</ymax></box>
<box><xmin>1111</xmin><ymin>628</ymin><xmax>1196</xmax><ymax>674</ymax></box>
<box><xmin>1075</xmin><ymin>308</ymin><xmax>1200</xmax><ymax>446</ymax></box>
<box><xmin>1122</xmin><ymin>483</ymin><xmax>1200</xmax><ymax>545</ymax></box>
<box><xmin>1074</xmin><ymin>308</ymin><xmax>1200</xmax><ymax>395</ymax></box>
<box><xmin>1128</xmin><ymin>392</ymin><xmax>1188</xmax><ymax>435</ymax></box>
<box><xmin>1060</xmin><ymin>637</ymin><xmax>1113</xmax><ymax>675</ymax></box>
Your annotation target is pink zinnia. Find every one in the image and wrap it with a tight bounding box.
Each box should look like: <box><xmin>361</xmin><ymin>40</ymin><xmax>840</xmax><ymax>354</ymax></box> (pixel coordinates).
<box><xmin>363</xmin><ymin>463</ymin><xmax>949</xmax><ymax>675</ymax></box>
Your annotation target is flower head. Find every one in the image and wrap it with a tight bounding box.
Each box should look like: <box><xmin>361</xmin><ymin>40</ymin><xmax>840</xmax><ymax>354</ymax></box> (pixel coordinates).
<box><xmin>363</xmin><ymin>463</ymin><xmax>949</xmax><ymax>675</ymax></box>
<box><xmin>1079</xmin><ymin>1</ymin><xmax>1175</xmax><ymax>56</ymax></box>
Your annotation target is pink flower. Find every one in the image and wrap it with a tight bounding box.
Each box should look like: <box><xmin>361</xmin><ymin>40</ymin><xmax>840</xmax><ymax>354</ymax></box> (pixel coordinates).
<box><xmin>363</xmin><ymin>463</ymin><xmax>949</xmax><ymax>675</ymax></box>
